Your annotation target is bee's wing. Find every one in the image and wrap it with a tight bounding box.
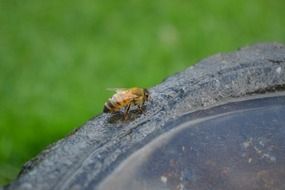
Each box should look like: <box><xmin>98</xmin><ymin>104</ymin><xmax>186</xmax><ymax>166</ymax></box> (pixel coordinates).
<box><xmin>119</xmin><ymin>91</ymin><xmax>139</xmax><ymax>101</ymax></box>
<box><xmin>106</xmin><ymin>88</ymin><xmax>127</xmax><ymax>93</ymax></box>
<box><xmin>105</xmin><ymin>90</ymin><xmax>138</xmax><ymax>107</ymax></box>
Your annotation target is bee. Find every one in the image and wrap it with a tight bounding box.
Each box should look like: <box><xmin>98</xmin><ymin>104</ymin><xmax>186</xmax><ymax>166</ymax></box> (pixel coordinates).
<box><xmin>103</xmin><ymin>87</ymin><xmax>150</xmax><ymax>119</ymax></box>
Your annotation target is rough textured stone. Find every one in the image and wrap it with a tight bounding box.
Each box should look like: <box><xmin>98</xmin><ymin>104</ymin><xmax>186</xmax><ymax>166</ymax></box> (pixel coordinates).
<box><xmin>97</xmin><ymin>95</ymin><xmax>285</xmax><ymax>190</ymax></box>
<box><xmin>4</xmin><ymin>43</ymin><xmax>285</xmax><ymax>190</ymax></box>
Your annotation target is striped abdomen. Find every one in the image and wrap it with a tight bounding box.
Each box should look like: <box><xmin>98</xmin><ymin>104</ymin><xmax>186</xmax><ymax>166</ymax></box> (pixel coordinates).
<box><xmin>103</xmin><ymin>93</ymin><xmax>129</xmax><ymax>113</ymax></box>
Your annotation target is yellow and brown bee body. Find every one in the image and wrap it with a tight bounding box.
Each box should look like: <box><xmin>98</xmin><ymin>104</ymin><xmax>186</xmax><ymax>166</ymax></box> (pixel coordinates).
<box><xmin>103</xmin><ymin>87</ymin><xmax>149</xmax><ymax>118</ymax></box>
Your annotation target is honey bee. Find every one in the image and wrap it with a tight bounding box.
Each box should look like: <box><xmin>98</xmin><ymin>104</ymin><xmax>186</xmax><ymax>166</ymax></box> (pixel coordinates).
<box><xmin>103</xmin><ymin>87</ymin><xmax>150</xmax><ymax>119</ymax></box>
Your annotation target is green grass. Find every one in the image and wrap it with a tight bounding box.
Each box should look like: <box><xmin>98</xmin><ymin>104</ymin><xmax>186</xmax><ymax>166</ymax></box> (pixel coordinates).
<box><xmin>0</xmin><ymin>0</ymin><xmax>285</xmax><ymax>185</ymax></box>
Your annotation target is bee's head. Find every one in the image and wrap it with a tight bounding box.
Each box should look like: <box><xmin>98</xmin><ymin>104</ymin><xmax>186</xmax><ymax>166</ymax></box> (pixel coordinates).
<box><xmin>143</xmin><ymin>88</ymin><xmax>150</xmax><ymax>101</ymax></box>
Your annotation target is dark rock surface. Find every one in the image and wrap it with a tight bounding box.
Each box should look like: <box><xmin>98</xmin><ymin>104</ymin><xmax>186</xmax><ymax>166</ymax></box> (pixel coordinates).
<box><xmin>97</xmin><ymin>95</ymin><xmax>285</xmax><ymax>190</ymax></box>
<box><xmin>4</xmin><ymin>43</ymin><xmax>285</xmax><ymax>190</ymax></box>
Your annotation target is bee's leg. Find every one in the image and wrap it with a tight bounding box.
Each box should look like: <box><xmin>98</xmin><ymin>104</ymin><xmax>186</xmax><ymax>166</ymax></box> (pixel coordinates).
<box><xmin>137</xmin><ymin>101</ymin><xmax>146</xmax><ymax>113</ymax></box>
<box><xmin>123</xmin><ymin>104</ymin><xmax>131</xmax><ymax>120</ymax></box>
<box><xmin>137</xmin><ymin>105</ymin><xmax>144</xmax><ymax>113</ymax></box>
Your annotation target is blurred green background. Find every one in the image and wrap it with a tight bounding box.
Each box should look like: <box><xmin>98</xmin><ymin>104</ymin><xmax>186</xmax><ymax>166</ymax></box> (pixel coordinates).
<box><xmin>0</xmin><ymin>0</ymin><xmax>284</xmax><ymax>185</ymax></box>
